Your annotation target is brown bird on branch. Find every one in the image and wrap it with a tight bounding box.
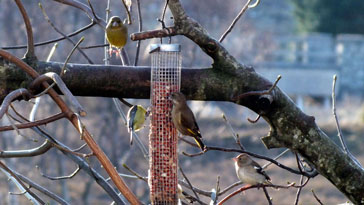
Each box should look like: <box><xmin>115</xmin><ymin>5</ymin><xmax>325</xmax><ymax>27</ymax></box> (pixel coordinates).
<box><xmin>233</xmin><ymin>153</ymin><xmax>272</xmax><ymax>186</ymax></box>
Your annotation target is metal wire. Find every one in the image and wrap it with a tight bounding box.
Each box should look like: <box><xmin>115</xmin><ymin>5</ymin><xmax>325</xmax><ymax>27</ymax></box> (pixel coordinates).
<box><xmin>150</xmin><ymin>45</ymin><xmax>181</xmax><ymax>204</ymax></box>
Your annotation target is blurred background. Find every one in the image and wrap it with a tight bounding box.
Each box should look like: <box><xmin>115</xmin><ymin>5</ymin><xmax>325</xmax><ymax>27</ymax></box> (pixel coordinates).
<box><xmin>1</xmin><ymin>0</ymin><xmax>364</xmax><ymax>204</ymax></box>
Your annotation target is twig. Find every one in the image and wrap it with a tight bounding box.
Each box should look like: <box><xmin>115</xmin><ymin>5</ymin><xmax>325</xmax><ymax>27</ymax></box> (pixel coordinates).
<box><xmin>14</xmin><ymin>0</ymin><xmax>35</xmax><ymax>58</ymax></box>
<box><xmin>134</xmin><ymin>0</ymin><xmax>143</xmax><ymax>66</ymax></box>
<box><xmin>161</xmin><ymin>0</ymin><xmax>169</xmax><ymax>23</ymax></box>
<box><xmin>37</xmin><ymin>166</ymin><xmax>80</xmax><ymax>180</ymax></box>
<box><xmin>60</xmin><ymin>37</ymin><xmax>86</xmax><ymax>76</ymax></box>
<box><xmin>0</xmin><ymin>88</ymin><xmax>32</xmax><ymax>119</ymax></box>
<box><xmin>13</xmin><ymin>170</ymin><xmax>69</xmax><ymax>205</ymax></box>
<box><xmin>179</xmin><ymin>165</ymin><xmax>201</xmax><ymax>203</ymax></box>
<box><xmin>219</xmin><ymin>0</ymin><xmax>255</xmax><ymax>43</ymax></box>
<box><xmin>311</xmin><ymin>189</ymin><xmax>323</xmax><ymax>205</ymax></box>
<box><xmin>218</xmin><ymin>183</ymin><xmax>297</xmax><ymax>205</ymax></box>
<box><xmin>179</xmin><ymin>136</ymin><xmax>200</xmax><ymax>148</ymax></box>
<box><xmin>39</xmin><ymin>3</ymin><xmax>93</xmax><ymax>64</ymax></box>
<box><xmin>5</xmin><ymin>113</ymin><xmax>38</xmax><ymax>142</ymax></box>
<box><xmin>0</xmin><ymin>112</ymin><xmax>66</xmax><ymax>132</ymax></box>
<box><xmin>294</xmin><ymin>175</ymin><xmax>305</xmax><ymax>205</ymax></box>
<box><xmin>52</xmin><ymin>0</ymin><xmax>106</xmax><ymax>27</ymax></box>
<box><xmin>86</xmin><ymin>0</ymin><xmax>99</xmax><ymax>21</ymax></box>
<box><xmin>0</xmin><ymin>140</ymin><xmax>52</xmax><ymax>158</ymax></box>
<box><xmin>80</xmin><ymin>43</ymin><xmax>108</xmax><ymax>49</ymax></box>
<box><xmin>261</xmin><ymin>148</ymin><xmax>290</xmax><ymax>169</ymax></box>
<box><xmin>118</xmin><ymin>98</ymin><xmax>133</xmax><ymax>108</ymax></box>
<box><xmin>233</xmin><ymin>75</ymin><xmax>281</xmax><ymax>101</ymax></box>
<box><xmin>72</xmin><ymin>143</ymin><xmax>88</xmax><ymax>152</ymax></box>
<box><xmin>332</xmin><ymin>75</ymin><xmax>348</xmax><ymax>153</ymax></box>
<box><xmin>247</xmin><ymin>114</ymin><xmax>261</xmax><ymax>123</ymax></box>
<box><xmin>0</xmin><ymin>161</ymin><xmax>45</xmax><ymax>204</ymax></box>
<box><xmin>30</xmin><ymin>72</ymin><xmax>87</xmax><ymax>117</ymax></box>
<box><xmin>2</xmin><ymin>22</ymin><xmax>96</xmax><ymax>50</ymax></box>
<box><xmin>122</xmin><ymin>164</ymin><xmax>148</xmax><ymax>183</ymax></box>
<box><xmin>262</xmin><ymin>187</ymin><xmax>272</xmax><ymax>205</ymax></box>
<box><xmin>121</xmin><ymin>0</ymin><xmax>132</xmax><ymax>24</ymax></box>
<box><xmin>130</xmin><ymin>27</ymin><xmax>177</xmax><ymax>41</ymax></box>
<box><xmin>104</xmin><ymin>0</ymin><xmax>111</xmax><ymax>64</ymax></box>
<box><xmin>212</xmin><ymin>176</ymin><xmax>220</xmax><ymax>204</ymax></box>
<box><xmin>222</xmin><ymin>114</ymin><xmax>245</xmax><ymax>150</ymax></box>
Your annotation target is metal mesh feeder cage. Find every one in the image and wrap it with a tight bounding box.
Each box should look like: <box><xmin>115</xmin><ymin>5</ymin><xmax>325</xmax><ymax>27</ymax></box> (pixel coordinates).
<box><xmin>149</xmin><ymin>44</ymin><xmax>181</xmax><ymax>204</ymax></box>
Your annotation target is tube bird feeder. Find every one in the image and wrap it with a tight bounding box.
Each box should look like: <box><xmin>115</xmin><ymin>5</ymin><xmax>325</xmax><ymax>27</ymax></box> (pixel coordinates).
<box><xmin>149</xmin><ymin>44</ymin><xmax>181</xmax><ymax>204</ymax></box>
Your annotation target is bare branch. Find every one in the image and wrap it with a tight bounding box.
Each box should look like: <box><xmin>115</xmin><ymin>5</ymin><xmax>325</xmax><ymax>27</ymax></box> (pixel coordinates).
<box><xmin>14</xmin><ymin>0</ymin><xmax>35</xmax><ymax>58</ymax></box>
<box><xmin>134</xmin><ymin>0</ymin><xmax>143</xmax><ymax>66</ymax></box>
<box><xmin>0</xmin><ymin>112</ymin><xmax>66</xmax><ymax>132</ymax></box>
<box><xmin>52</xmin><ymin>0</ymin><xmax>106</xmax><ymax>27</ymax></box>
<box><xmin>222</xmin><ymin>114</ymin><xmax>245</xmax><ymax>150</ymax></box>
<box><xmin>1</xmin><ymin>22</ymin><xmax>96</xmax><ymax>50</ymax></box>
<box><xmin>0</xmin><ymin>161</ymin><xmax>45</xmax><ymax>204</ymax></box>
<box><xmin>13</xmin><ymin>170</ymin><xmax>69</xmax><ymax>205</ymax></box>
<box><xmin>0</xmin><ymin>140</ymin><xmax>52</xmax><ymax>158</ymax></box>
<box><xmin>122</xmin><ymin>164</ymin><xmax>148</xmax><ymax>183</ymax></box>
<box><xmin>219</xmin><ymin>0</ymin><xmax>252</xmax><ymax>43</ymax></box>
<box><xmin>131</xmin><ymin>27</ymin><xmax>177</xmax><ymax>41</ymax></box>
<box><xmin>262</xmin><ymin>187</ymin><xmax>272</xmax><ymax>205</ymax></box>
<box><xmin>179</xmin><ymin>165</ymin><xmax>201</xmax><ymax>203</ymax></box>
<box><xmin>311</xmin><ymin>189</ymin><xmax>324</xmax><ymax>205</ymax></box>
<box><xmin>38</xmin><ymin>4</ymin><xmax>93</xmax><ymax>64</ymax></box>
<box><xmin>37</xmin><ymin>166</ymin><xmax>80</xmax><ymax>180</ymax></box>
<box><xmin>0</xmin><ymin>88</ymin><xmax>31</xmax><ymax>119</ymax></box>
<box><xmin>30</xmin><ymin>72</ymin><xmax>87</xmax><ymax>117</ymax></box>
<box><xmin>121</xmin><ymin>0</ymin><xmax>132</xmax><ymax>24</ymax></box>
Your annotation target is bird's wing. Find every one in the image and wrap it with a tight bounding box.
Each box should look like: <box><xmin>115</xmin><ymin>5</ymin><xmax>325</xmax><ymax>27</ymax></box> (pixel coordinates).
<box><xmin>252</xmin><ymin>161</ymin><xmax>271</xmax><ymax>181</ymax></box>
<box><xmin>127</xmin><ymin>105</ymin><xmax>138</xmax><ymax>132</ymax></box>
<box><xmin>180</xmin><ymin>109</ymin><xmax>201</xmax><ymax>137</ymax></box>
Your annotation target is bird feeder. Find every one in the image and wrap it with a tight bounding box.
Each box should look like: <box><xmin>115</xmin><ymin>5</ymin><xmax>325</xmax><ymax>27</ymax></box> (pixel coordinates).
<box><xmin>149</xmin><ymin>44</ymin><xmax>181</xmax><ymax>204</ymax></box>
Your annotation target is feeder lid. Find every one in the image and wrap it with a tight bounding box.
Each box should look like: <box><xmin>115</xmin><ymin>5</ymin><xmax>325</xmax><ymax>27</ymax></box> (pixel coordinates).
<box><xmin>149</xmin><ymin>44</ymin><xmax>181</xmax><ymax>53</ymax></box>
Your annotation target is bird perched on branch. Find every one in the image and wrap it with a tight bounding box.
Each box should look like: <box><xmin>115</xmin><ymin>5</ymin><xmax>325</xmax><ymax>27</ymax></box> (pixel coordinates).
<box><xmin>233</xmin><ymin>153</ymin><xmax>272</xmax><ymax>186</ymax></box>
<box><xmin>106</xmin><ymin>16</ymin><xmax>128</xmax><ymax>49</ymax></box>
<box><xmin>127</xmin><ymin>105</ymin><xmax>148</xmax><ymax>145</ymax></box>
<box><xmin>170</xmin><ymin>92</ymin><xmax>206</xmax><ymax>151</ymax></box>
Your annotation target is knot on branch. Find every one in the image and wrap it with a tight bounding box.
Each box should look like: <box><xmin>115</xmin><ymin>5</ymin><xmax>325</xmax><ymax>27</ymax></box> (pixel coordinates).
<box><xmin>206</xmin><ymin>41</ymin><xmax>218</xmax><ymax>53</ymax></box>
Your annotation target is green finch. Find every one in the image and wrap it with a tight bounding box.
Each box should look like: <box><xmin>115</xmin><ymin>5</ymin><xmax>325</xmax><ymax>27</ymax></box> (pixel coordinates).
<box><xmin>106</xmin><ymin>16</ymin><xmax>128</xmax><ymax>49</ymax></box>
<box><xmin>170</xmin><ymin>92</ymin><xmax>206</xmax><ymax>151</ymax></box>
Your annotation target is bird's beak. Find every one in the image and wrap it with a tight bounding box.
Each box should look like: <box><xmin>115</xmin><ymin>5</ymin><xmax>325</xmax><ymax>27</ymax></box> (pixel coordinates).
<box><xmin>232</xmin><ymin>157</ymin><xmax>238</xmax><ymax>162</ymax></box>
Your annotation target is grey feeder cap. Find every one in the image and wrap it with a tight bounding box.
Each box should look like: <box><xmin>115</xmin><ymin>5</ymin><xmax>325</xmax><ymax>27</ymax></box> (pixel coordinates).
<box><xmin>149</xmin><ymin>44</ymin><xmax>181</xmax><ymax>53</ymax></box>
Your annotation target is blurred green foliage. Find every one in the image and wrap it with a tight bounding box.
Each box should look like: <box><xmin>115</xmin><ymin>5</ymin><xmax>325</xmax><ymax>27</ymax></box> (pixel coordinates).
<box><xmin>292</xmin><ymin>0</ymin><xmax>364</xmax><ymax>34</ymax></box>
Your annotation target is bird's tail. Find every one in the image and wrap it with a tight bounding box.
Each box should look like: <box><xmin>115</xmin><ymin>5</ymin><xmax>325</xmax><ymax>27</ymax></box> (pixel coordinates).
<box><xmin>193</xmin><ymin>135</ymin><xmax>206</xmax><ymax>151</ymax></box>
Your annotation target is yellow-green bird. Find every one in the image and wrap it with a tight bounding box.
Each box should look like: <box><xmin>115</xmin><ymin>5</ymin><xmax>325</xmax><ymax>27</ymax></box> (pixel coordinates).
<box><xmin>127</xmin><ymin>105</ymin><xmax>147</xmax><ymax>145</ymax></box>
<box><xmin>170</xmin><ymin>92</ymin><xmax>206</xmax><ymax>151</ymax></box>
<box><xmin>106</xmin><ymin>16</ymin><xmax>128</xmax><ymax>49</ymax></box>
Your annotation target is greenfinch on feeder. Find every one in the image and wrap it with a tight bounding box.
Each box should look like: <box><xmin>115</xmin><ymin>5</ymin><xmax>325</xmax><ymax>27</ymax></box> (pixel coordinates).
<box><xmin>106</xmin><ymin>16</ymin><xmax>128</xmax><ymax>49</ymax></box>
<box><xmin>127</xmin><ymin>105</ymin><xmax>147</xmax><ymax>145</ymax></box>
<box><xmin>233</xmin><ymin>153</ymin><xmax>273</xmax><ymax>186</ymax></box>
<box><xmin>170</xmin><ymin>92</ymin><xmax>206</xmax><ymax>151</ymax></box>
